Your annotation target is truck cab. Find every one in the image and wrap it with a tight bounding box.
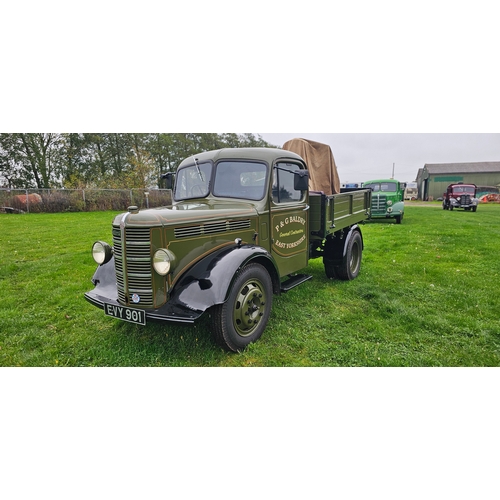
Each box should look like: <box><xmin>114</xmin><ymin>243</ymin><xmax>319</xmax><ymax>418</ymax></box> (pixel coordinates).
<box><xmin>85</xmin><ymin>145</ymin><xmax>371</xmax><ymax>352</ymax></box>
<box><xmin>363</xmin><ymin>179</ymin><xmax>405</xmax><ymax>223</ymax></box>
<box><xmin>442</xmin><ymin>183</ymin><xmax>478</xmax><ymax>211</ymax></box>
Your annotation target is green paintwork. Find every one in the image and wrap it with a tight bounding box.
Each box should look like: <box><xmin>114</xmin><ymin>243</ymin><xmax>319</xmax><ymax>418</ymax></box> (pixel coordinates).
<box><xmin>231</xmin><ymin>274</ymin><xmax>269</xmax><ymax>337</ymax></box>
<box><xmin>363</xmin><ymin>178</ymin><xmax>405</xmax><ymax>222</ymax></box>
<box><xmin>98</xmin><ymin>147</ymin><xmax>371</xmax><ymax>313</ymax></box>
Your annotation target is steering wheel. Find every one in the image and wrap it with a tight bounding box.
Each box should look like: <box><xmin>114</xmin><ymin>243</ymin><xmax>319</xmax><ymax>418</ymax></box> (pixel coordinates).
<box><xmin>190</xmin><ymin>184</ymin><xmax>206</xmax><ymax>197</ymax></box>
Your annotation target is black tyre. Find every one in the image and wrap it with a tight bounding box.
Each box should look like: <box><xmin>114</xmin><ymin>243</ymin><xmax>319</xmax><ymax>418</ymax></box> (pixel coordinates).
<box><xmin>324</xmin><ymin>261</ymin><xmax>340</xmax><ymax>280</ymax></box>
<box><xmin>211</xmin><ymin>263</ymin><xmax>273</xmax><ymax>352</ymax></box>
<box><xmin>333</xmin><ymin>230</ymin><xmax>363</xmax><ymax>281</ymax></box>
<box><xmin>395</xmin><ymin>214</ymin><xmax>403</xmax><ymax>224</ymax></box>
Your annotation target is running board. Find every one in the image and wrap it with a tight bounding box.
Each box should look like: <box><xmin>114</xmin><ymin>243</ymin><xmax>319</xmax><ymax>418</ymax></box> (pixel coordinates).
<box><xmin>280</xmin><ymin>274</ymin><xmax>313</xmax><ymax>292</ymax></box>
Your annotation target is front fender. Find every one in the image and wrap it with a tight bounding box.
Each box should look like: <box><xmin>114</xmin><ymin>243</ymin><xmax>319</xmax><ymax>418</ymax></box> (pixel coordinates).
<box><xmin>170</xmin><ymin>244</ymin><xmax>280</xmax><ymax>313</ymax></box>
<box><xmin>391</xmin><ymin>201</ymin><xmax>405</xmax><ymax>214</ymax></box>
<box><xmin>88</xmin><ymin>256</ymin><xmax>118</xmax><ymax>300</ymax></box>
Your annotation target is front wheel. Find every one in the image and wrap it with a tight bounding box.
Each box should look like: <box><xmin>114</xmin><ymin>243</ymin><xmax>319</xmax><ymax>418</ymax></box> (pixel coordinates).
<box><xmin>211</xmin><ymin>263</ymin><xmax>273</xmax><ymax>352</ymax></box>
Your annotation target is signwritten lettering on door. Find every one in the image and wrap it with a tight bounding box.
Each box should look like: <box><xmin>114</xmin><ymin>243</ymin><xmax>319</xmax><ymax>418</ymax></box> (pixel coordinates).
<box><xmin>272</xmin><ymin>214</ymin><xmax>307</xmax><ymax>256</ymax></box>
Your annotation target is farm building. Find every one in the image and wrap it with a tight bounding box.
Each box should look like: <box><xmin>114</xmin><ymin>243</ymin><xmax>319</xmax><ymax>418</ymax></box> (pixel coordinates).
<box><xmin>416</xmin><ymin>162</ymin><xmax>500</xmax><ymax>200</ymax></box>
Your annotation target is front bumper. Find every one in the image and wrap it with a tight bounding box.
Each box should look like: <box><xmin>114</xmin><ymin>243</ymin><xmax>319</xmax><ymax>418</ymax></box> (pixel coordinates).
<box><xmin>451</xmin><ymin>201</ymin><xmax>478</xmax><ymax>208</ymax></box>
<box><xmin>84</xmin><ymin>259</ymin><xmax>204</xmax><ymax>324</ymax></box>
<box><xmin>84</xmin><ymin>289</ymin><xmax>203</xmax><ymax>324</ymax></box>
<box><xmin>370</xmin><ymin>210</ymin><xmax>403</xmax><ymax>218</ymax></box>
<box><xmin>449</xmin><ymin>197</ymin><xmax>479</xmax><ymax>208</ymax></box>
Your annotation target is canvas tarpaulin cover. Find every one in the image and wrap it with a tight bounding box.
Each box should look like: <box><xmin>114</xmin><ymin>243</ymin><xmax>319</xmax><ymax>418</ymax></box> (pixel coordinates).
<box><xmin>282</xmin><ymin>138</ymin><xmax>341</xmax><ymax>195</ymax></box>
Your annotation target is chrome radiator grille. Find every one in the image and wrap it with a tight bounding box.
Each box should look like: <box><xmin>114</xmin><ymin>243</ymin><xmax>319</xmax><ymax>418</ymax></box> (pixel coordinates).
<box><xmin>459</xmin><ymin>195</ymin><xmax>471</xmax><ymax>206</ymax></box>
<box><xmin>371</xmin><ymin>194</ymin><xmax>387</xmax><ymax>213</ymax></box>
<box><xmin>112</xmin><ymin>225</ymin><xmax>154</xmax><ymax>307</ymax></box>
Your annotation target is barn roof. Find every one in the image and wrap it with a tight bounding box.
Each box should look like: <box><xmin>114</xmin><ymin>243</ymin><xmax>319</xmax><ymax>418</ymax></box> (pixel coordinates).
<box><xmin>424</xmin><ymin>161</ymin><xmax>500</xmax><ymax>174</ymax></box>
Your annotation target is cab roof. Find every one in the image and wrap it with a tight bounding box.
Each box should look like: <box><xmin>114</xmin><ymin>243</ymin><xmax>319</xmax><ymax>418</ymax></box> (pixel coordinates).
<box><xmin>363</xmin><ymin>179</ymin><xmax>400</xmax><ymax>184</ymax></box>
<box><xmin>177</xmin><ymin>147</ymin><xmax>305</xmax><ymax>169</ymax></box>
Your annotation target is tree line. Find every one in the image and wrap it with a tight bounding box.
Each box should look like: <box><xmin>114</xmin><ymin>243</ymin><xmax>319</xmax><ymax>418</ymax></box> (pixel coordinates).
<box><xmin>0</xmin><ymin>133</ymin><xmax>275</xmax><ymax>189</ymax></box>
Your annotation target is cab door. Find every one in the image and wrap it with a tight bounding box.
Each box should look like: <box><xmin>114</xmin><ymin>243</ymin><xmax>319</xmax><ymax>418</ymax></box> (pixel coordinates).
<box><xmin>270</xmin><ymin>160</ymin><xmax>309</xmax><ymax>277</ymax></box>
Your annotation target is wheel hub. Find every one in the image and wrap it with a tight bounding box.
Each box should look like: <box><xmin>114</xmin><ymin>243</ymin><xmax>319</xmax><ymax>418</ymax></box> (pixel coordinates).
<box><xmin>233</xmin><ymin>280</ymin><xmax>266</xmax><ymax>336</ymax></box>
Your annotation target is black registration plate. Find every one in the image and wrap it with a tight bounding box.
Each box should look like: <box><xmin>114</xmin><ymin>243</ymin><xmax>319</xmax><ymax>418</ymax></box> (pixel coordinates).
<box><xmin>104</xmin><ymin>303</ymin><xmax>146</xmax><ymax>325</ymax></box>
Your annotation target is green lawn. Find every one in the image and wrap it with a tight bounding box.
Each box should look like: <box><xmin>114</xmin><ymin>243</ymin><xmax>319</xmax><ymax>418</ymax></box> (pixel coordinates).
<box><xmin>1</xmin><ymin>203</ymin><xmax>499</xmax><ymax>366</ymax></box>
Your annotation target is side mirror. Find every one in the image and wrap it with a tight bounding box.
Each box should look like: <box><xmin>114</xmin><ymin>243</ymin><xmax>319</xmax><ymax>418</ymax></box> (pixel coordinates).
<box><xmin>294</xmin><ymin>170</ymin><xmax>309</xmax><ymax>191</ymax></box>
<box><xmin>162</xmin><ymin>172</ymin><xmax>175</xmax><ymax>190</ymax></box>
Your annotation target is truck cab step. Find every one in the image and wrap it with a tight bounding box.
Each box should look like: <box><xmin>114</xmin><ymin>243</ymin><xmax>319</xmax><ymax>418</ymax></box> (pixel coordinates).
<box><xmin>280</xmin><ymin>274</ymin><xmax>313</xmax><ymax>292</ymax></box>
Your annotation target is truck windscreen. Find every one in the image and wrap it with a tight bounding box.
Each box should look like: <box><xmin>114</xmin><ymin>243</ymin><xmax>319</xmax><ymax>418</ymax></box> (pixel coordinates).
<box><xmin>174</xmin><ymin>162</ymin><xmax>212</xmax><ymax>200</ymax></box>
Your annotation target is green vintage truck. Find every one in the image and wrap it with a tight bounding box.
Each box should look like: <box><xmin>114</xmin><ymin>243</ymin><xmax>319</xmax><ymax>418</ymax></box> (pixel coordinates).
<box><xmin>85</xmin><ymin>143</ymin><xmax>371</xmax><ymax>351</ymax></box>
<box><xmin>362</xmin><ymin>178</ymin><xmax>405</xmax><ymax>223</ymax></box>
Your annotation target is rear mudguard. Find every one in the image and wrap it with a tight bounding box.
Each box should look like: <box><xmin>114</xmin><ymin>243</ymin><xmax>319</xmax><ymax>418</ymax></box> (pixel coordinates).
<box><xmin>324</xmin><ymin>225</ymin><xmax>363</xmax><ymax>264</ymax></box>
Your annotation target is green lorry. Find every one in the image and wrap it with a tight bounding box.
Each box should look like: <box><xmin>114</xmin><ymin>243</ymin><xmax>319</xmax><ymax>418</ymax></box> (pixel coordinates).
<box><xmin>363</xmin><ymin>178</ymin><xmax>405</xmax><ymax>224</ymax></box>
<box><xmin>85</xmin><ymin>144</ymin><xmax>371</xmax><ymax>351</ymax></box>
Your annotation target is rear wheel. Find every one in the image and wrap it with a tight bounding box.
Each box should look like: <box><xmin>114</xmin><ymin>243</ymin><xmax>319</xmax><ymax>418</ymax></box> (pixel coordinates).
<box><xmin>325</xmin><ymin>230</ymin><xmax>363</xmax><ymax>281</ymax></box>
<box><xmin>211</xmin><ymin>263</ymin><xmax>273</xmax><ymax>352</ymax></box>
<box><xmin>324</xmin><ymin>261</ymin><xmax>339</xmax><ymax>279</ymax></box>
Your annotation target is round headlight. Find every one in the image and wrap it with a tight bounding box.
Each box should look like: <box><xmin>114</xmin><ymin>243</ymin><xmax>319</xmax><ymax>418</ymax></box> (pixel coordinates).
<box><xmin>387</xmin><ymin>200</ymin><xmax>393</xmax><ymax>206</ymax></box>
<box><xmin>153</xmin><ymin>249</ymin><xmax>175</xmax><ymax>276</ymax></box>
<box><xmin>92</xmin><ymin>241</ymin><xmax>113</xmax><ymax>265</ymax></box>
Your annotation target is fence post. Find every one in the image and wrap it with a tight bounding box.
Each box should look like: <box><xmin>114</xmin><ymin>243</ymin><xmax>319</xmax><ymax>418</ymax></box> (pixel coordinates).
<box><xmin>26</xmin><ymin>189</ymin><xmax>30</xmax><ymax>213</ymax></box>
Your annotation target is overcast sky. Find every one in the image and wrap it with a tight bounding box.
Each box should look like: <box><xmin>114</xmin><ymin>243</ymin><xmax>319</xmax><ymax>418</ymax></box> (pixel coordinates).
<box><xmin>257</xmin><ymin>133</ymin><xmax>500</xmax><ymax>183</ymax></box>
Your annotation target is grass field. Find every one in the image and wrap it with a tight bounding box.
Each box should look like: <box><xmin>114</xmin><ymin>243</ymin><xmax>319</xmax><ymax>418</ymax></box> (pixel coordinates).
<box><xmin>1</xmin><ymin>203</ymin><xmax>499</xmax><ymax>366</ymax></box>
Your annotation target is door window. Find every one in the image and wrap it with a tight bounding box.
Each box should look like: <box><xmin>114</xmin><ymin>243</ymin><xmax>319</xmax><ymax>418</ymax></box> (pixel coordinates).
<box><xmin>272</xmin><ymin>162</ymin><xmax>305</xmax><ymax>203</ymax></box>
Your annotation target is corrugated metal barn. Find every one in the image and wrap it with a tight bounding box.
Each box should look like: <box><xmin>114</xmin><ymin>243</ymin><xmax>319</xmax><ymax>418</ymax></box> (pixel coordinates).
<box><xmin>416</xmin><ymin>162</ymin><xmax>500</xmax><ymax>200</ymax></box>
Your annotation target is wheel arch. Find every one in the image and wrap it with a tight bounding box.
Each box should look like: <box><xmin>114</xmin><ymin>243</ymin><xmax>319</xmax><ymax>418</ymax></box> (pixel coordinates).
<box><xmin>243</xmin><ymin>253</ymin><xmax>281</xmax><ymax>296</ymax></box>
<box><xmin>169</xmin><ymin>244</ymin><xmax>280</xmax><ymax>314</ymax></box>
<box><xmin>325</xmin><ymin>224</ymin><xmax>364</xmax><ymax>262</ymax></box>
<box><xmin>392</xmin><ymin>201</ymin><xmax>405</xmax><ymax>214</ymax></box>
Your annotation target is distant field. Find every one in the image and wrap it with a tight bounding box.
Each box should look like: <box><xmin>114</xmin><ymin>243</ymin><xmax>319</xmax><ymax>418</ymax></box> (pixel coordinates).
<box><xmin>1</xmin><ymin>204</ymin><xmax>499</xmax><ymax>366</ymax></box>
